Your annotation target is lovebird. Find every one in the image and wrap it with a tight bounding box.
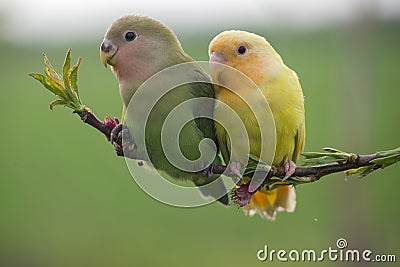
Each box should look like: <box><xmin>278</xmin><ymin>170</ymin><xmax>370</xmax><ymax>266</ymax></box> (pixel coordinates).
<box><xmin>209</xmin><ymin>30</ymin><xmax>305</xmax><ymax>220</ymax></box>
<box><xmin>100</xmin><ymin>15</ymin><xmax>228</xmax><ymax>205</ymax></box>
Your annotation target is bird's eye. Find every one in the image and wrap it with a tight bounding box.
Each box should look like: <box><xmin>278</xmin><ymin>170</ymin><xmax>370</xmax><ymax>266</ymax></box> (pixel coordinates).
<box><xmin>237</xmin><ymin>45</ymin><xmax>247</xmax><ymax>55</ymax></box>
<box><xmin>125</xmin><ymin>31</ymin><xmax>137</xmax><ymax>42</ymax></box>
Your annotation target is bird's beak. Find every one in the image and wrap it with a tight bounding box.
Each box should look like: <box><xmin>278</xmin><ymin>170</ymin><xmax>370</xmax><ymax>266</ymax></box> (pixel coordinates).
<box><xmin>210</xmin><ymin>52</ymin><xmax>226</xmax><ymax>65</ymax></box>
<box><xmin>209</xmin><ymin>52</ymin><xmax>226</xmax><ymax>74</ymax></box>
<box><xmin>100</xmin><ymin>38</ymin><xmax>118</xmax><ymax>68</ymax></box>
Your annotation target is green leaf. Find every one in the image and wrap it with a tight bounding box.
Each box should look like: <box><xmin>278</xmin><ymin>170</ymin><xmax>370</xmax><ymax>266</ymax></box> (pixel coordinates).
<box><xmin>377</xmin><ymin>147</ymin><xmax>400</xmax><ymax>157</ymax></box>
<box><xmin>62</xmin><ymin>49</ymin><xmax>71</xmax><ymax>79</ymax></box>
<box><xmin>49</xmin><ymin>99</ymin><xmax>67</xmax><ymax>110</ymax></box>
<box><xmin>68</xmin><ymin>57</ymin><xmax>82</xmax><ymax>102</ymax></box>
<box><xmin>301</xmin><ymin>147</ymin><xmax>355</xmax><ymax>167</ymax></box>
<box><xmin>323</xmin><ymin>147</ymin><xmax>342</xmax><ymax>153</ymax></box>
<box><xmin>301</xmin><ymin>155</ymin><xmax>340</xmax><ymax>166</ymax></box>
<box><xmin>346</xmin><ymin>166</ymin><xmax>374</xmax><ymax>177</ymax></box>
<box><xmin>62</xmin><ymin>49</ymin><xmax>75</xmax><ymax>101</ymax></box>
<box><xmin>28</xmin><ymin>73</ymin><xmax>67</xmax><ymax>99</ymax></box>
<box><xmin>370</xmin><ymin>155</ymin><xmax>400</xmax><ymax>167</ymax></box>
<box><xmin>43</xmin><ymin>53</ymin><xmax>61</xmax><ymax>82</ymax></box>
<box><xmin>302</xmin><ymin>151</ymin><xmax>349</xmax><ymax>160</ymax></box>
<box><xmin>248</xmin><ymin>154</ymin><xmax>261</xmax><ymax>162</ymax></box>
<box><xmin>29</xmin><ymin>49</ymin><xmax>85</xmax><ymax>112</ymax></box>
<box><xmin>323</xmin><ymin>147</ymin><xmax>351</xmax><ymax>156</ymax></box>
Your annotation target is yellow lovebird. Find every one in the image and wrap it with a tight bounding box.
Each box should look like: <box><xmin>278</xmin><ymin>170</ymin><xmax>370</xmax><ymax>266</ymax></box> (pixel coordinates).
<box><xmin>209</xmin><ymin>31</ymin><xmax>305</xmax><ymax>220</ymax></box>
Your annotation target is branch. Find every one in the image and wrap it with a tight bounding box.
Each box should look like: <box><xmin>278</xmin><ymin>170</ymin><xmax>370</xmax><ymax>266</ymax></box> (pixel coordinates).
<box><xmin>29</xmin><ymin>50</ymin><xmax>400</xmax><ymax>185</ymax></box>
<box><xmin>70</xmin><ymin>109</ymin><xmax>400</xmax><ymax>184</ymax></box>
<box><xmin>212</xmin><ymin>147</ymin><xmax>400</xmax><ymax>188</ymax></box>
<box><xmin>69</xmin><ymin>107</ymin><xmax>400</xmax><ymax>209</ymax></box>
<box><xmin>74</xmin><ymin>108</ymin><xmax>112</xmax><ymax>137</ymax></box>
<box><xmin>28</xmin><ymin>50</ymin><xmax>124</xmax><ymax>154</ymax></box>
<box><xmin>73</xmin><ymin>108</ymin><xmax>140</xmax><ymax>159</ymax></box>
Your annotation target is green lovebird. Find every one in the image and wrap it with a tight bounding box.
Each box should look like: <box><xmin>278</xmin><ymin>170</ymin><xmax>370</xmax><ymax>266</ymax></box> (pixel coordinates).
<box><xmin>100</xmin><ymin>15</ymin><xmax>229</xmax><ymax>205</ymax></box>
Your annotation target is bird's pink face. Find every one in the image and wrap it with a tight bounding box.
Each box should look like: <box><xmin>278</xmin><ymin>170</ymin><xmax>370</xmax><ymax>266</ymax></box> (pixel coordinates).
<box><xmin>100</xmin><ymin>30</ymin><xmax>158</xmax><ymax>84</ymax></box>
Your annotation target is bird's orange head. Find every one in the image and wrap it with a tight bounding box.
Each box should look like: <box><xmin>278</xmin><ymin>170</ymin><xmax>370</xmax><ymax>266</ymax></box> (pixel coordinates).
<box><xmin>209</xmin><ymin>30</ymin><xmax>284</xmax><ymax>86</ymax></box>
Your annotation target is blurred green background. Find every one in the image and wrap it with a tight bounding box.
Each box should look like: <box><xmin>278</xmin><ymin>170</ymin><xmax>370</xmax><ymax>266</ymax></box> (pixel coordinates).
<box><xmin>1</xmin><ymin>2</ymin><xmax>399</xmax><ymax>266</ymax></box>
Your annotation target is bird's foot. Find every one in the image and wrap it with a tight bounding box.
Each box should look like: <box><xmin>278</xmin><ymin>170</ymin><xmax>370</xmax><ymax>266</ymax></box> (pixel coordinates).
<box><xmin>201</xmin><ymin>165</ymin><xmax>214</xmax><ymax>178</ymax></box>
<box><xmin>110</xmin><ymin>124</ymin><xmax>125</xmax><ymax>144</ymax></box>
<box><xmin>228</xmin><ymin>161</ymin><xmax>243</xmax><ymax>178</ymax></box>
<box><xmin>109</xmin><ymin>124</ymin><xmax>124</xmax><ymax>156</ymax></box>
<box><xmin>108</xmin><ymin>124</ymin><xmax>136</xmax><ymax>158</ymax></box>
<box><xmin>231</xmin><ymin>183</ymin><xmax>253</xmax><ymax>207</ymax></box>
<box><xmin>282</xmin><ymin>160</ymin><xmax>296</xmax><ymax>181</ymax></box>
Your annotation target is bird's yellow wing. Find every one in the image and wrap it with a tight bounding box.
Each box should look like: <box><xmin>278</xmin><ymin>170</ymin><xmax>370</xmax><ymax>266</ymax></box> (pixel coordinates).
<box><xmin>292</xmin><ymin>123</ymin><xmax>305</xmax><ymax>162</ymax></box>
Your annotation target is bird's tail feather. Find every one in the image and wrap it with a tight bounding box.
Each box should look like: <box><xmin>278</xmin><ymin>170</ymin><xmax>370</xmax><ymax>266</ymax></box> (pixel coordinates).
<box><xmin>243</xmin><ymin>182</ymin><xmax>296</xmax><ymax>220</ymax></box>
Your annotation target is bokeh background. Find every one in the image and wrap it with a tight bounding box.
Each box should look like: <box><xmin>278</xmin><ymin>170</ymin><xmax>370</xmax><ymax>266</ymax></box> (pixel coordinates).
<box><xmin>1</xmin><ymin>0</ymin><xmax>399</xmax><ymax>266</ymax></box>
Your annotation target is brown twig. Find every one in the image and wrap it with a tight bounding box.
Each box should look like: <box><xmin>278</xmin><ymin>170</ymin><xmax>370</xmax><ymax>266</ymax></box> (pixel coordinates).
<box><xmin>74</xmin><ymin>108</ymin><xmax>138</xmax><ymax>159</ymax></box>
<box><xmin>280</xmin><ymin>153</ymin><xmax>380</xmax><ymax>180</ymax></box>
<box><xmin>73</xmin><ymin>108</ymin><xmax>397</xmax><ymax>182</ymax></box>
<box><xmin>211</xmin><ymin>153</ymin><xmax>382</xmax><ymax>181</ymax></box>
<box><xmin>74</xmin><ymin>108</ymin><xmax>112</xmax><ymax>137</ymax></box>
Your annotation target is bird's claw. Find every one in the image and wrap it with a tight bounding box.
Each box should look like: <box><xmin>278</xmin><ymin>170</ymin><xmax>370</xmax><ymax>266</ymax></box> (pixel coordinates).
<box><xmin>231</xmin><ymin>183</ymin><xmax>252</xmax><ymax>207</ymax></box>
<box><xmin>109</xmin><ymin>124</ymin><xmax>136</xmax><ymax>157</ymax></box>
<box><xmin>110</xmin><ymin>124</ymin><xmax>125</xmax><ymax>145</ymax></box>
<box><xmin>228</xmin><ymin>162</ymin><xmax>243</xmax><ymax>179</ymax></box>
<box><xmin>201</xmin><ymin>165</ymin><xmax>214</xmax><ymax>178</ymax></box>
<box><xmin>114</xmin><ymin>144</ymin><xmax>124</xmax><ymax>156</ymax></box>
<box><xmin>282</xmin><ymin>160</ymin><xmax>296</xmax><ymax>181</ymax></box>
